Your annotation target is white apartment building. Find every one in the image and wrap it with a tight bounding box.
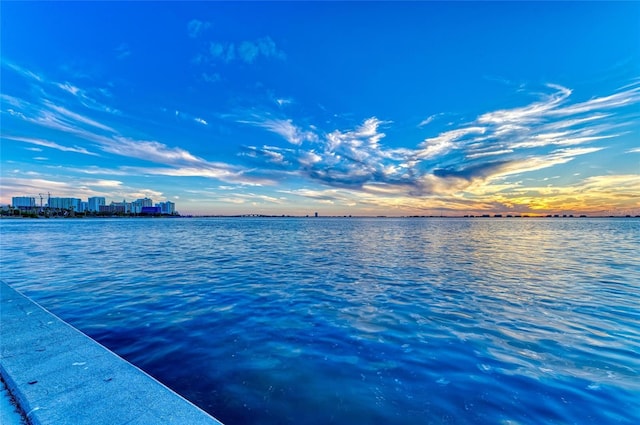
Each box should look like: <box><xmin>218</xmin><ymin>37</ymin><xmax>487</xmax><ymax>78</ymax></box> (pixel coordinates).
<box><xmin>131</xmin><ymin>198</ymin><xmax>153</xmax><ymax>214</ymax></box>
<box><xmin>88</xmin><ymin>197</ymin><xmax>106</xmax><ymax>212</ymax></box>
<box><xmin>156</xmin><ymin>201</ymin><xmax>175</xmax><ymax>215</ymax></box>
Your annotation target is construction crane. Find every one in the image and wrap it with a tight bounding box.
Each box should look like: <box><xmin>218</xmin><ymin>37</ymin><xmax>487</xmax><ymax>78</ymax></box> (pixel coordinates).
<box><xmin>38</xmin><ymin>193</ymin><xmax>44</xmax><ymax>207</ymax></box>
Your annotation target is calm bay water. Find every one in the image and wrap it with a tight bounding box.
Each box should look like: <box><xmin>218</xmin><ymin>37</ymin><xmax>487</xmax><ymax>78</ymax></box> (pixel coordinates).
<box><xmin>1</xmin><ymin>217</ymin><xmax>639</xmax><ymax>424</ymax></box>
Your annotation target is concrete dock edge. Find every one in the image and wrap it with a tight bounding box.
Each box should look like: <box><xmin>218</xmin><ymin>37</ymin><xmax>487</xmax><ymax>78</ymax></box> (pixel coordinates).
<box><xmin>0</xmin><ymin>281</ymin><xmax>224</xmax><ymax>425</ymax></box>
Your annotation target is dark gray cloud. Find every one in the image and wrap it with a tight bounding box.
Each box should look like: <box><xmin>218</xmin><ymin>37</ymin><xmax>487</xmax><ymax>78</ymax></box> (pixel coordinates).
<box><xmin>434</xmin><ymin>161</ymin><xmax>512</xmax><ymax>181</ymax></box>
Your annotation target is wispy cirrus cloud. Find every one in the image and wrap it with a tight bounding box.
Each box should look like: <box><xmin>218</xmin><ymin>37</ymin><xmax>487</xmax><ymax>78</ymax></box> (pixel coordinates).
<box><xmin>415</xmin><ymin>126</ymin><xmax>486</xmax><ymax>161</ymax></box>
<box><xmin>1</xmin><ymin>176</ymin><xmax>120</xmax><ymax>198</ymax></box>
<box><xmin>2</xmin><ymin>63</ymin><xmax>269</xmax><ymax>187</ymax></box>
<box><xmin>477</xmin><ymin>83</ymin><xmax>573</xmax><ymax>126</ymax></box>
<box><xmin>241</xmin><ymin>82</ymin><xmax>639</xmax><ymax>206</ymax></box>
<box><xmin>53</xmin><ymin>81</ymin><xmax>120</xmax><ymax>115</ymax></box>
<box><xmin>43</xmin><ymin>101</ymin><xmax>116</xmax><ymax>132</ymax></box>
<box><xmin>2</xmin><ymin>175</ymin><xmax>169</xmax><ymax>204</ymax></box>
<box><xmin>57</xmin><ymin>82</ymin><xmax>81</xmax><ymax>96</ymax></box>
<box><xmin>231</xmin><ymin>192</ymin><xmax>285</xmax><ymax>204</ymax></box>
<box><xmin>5</xmin><ymin>135</ymin><xmax>99</xmax><ymax>156</ymax></box>
<box><xmin>242</xmin><ymin>145</ymin><xmax>292</xmax><ymax>166</ymax></box>
<box><xmin>172</xmin><ymin>109</ymin><xmax>208</xmax><ymax>126</ymax></box>
<box><xmin>2</xmin><ymin>61</ymin><xmax>43</xmax><ymax>82</ymax></box>
<box><xmin>418</xmin><ymin>112</ymin><xmax>445</xmax><ymax>127</ymax></box>
<box><xmin>100</xmin><ymin>136</ymin><xmax>201</xmax><ymax>164</ymax></box>
<box><xmin>239</xmin><ymin>117</ymin><xmax>318</xmax><ymax>145</ymax></box>
<box><xmin>2</xmin><ymin>92</ymin><xmax>116</xmax><ymax>137</ymax></box>
<box><xmin>1</xmin><ymin>58</ymin><xmax>119</xmax><ymax>116</ymax></box>
<box><xmin>122</xmin><ymin>165</ymin><xmax>275</xmax><ymax>186</ymax></box>
<box><xmin>3</xmin><ymin>59</ymin><xmax>638</xmax><ymax>213</ymax></box>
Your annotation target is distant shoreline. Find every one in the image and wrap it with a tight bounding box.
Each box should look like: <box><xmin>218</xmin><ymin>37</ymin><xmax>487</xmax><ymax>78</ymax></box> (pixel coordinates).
<box><xmin>1</xmin><ymin>214</ymin><xmax>638</xmax><ymax>220</ymax></box>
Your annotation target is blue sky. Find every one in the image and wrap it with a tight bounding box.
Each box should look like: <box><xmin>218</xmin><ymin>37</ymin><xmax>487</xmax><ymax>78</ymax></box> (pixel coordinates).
<box><xmin>2</xmin><ymin>1</ymin><xmax>639</xmax><ymax>216</ymax></box>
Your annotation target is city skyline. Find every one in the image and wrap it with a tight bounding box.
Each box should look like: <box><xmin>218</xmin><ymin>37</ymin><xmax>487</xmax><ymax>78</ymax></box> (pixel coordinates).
<box><xmin>1</xmin><ymin>2</ymin><xmax>639</xmax><ymax>216</ymax></box>
<box><xmin>10</xmin><ymin>193</ymin><xmax>176</xmax><ymax>215</ymax></box>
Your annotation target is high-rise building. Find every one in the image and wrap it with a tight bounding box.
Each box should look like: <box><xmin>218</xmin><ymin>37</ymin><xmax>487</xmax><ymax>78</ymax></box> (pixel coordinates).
<box><xmin>88</xmin><ymin>197</ymin><xmax>106</xmax><ymax>212</ymax></box>
<box><xmin>156</xmin><ymin>201</ymin><xmax>175</xmax><ymax>215</ymax></box>
<box><xmin>131</xmin><ymin>198</ymin><xmax>153</xmax><ymax>214</ymax></box>
<box><xmin>12</xmin><ymin>197</ymin><xmax>36</xmax><ymax>208</ymax></box>
<box><xmin>9</xmin><ymin>194</ymin><xmax>177</xmax><ymax>215</ymax></box>
<box><xmin>48</xmin><ymin>197</ymin><xmax>81</xmax><ymax>210</ymax></box>
<box><xmin>111</xmin><ymin>200</ymin><xmax>131</xmax><ymax>214</ymax></box>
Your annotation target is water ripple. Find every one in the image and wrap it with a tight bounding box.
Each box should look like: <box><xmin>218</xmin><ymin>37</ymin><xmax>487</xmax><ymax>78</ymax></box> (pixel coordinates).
<box><xmin>1</xmin><ymin>217</ymin><xmax>639</xmax><ymax>424</ymax></box>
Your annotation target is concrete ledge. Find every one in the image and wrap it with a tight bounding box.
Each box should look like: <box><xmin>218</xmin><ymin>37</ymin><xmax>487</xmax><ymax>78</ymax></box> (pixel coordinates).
<box><xmin>0</xmin><ymin>281</ymin><xmax>223</xmax><ymax>425</ymax></box>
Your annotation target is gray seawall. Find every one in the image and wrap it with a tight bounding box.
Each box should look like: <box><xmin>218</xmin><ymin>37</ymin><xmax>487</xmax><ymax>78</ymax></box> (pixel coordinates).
<box><xmin>0</xmin><ymin>281</ymin><xmax>223</xmax><ymax>425</ymax></box>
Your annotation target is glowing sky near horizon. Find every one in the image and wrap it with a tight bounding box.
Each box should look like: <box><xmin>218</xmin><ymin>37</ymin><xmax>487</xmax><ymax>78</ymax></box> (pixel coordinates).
<box><xmin>1</xmin><ymin>2</ymin><xmax>639</xmax><ymax>216</ymax></box>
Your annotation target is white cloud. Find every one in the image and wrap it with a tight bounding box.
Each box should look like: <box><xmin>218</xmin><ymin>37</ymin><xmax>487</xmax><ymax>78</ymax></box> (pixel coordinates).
<box><xmin>233</xmin><ymin>192</ymin><xmax>284</xmax><ymax>204</ymax></box>
<box><xmin>418</xmin><ymin>113</ymin><xmax>445</xmax><ymax>127</ymax></box>
<box><xmin>187</xmin><ymin>19</ymin><xmax>211</xmax><ymax>38</ymax></box>
<box><xmin>43</xmin><ymin>101</ymin><xmax>116</xmax><ymax>132</ymax></box>
<box><xmin>550</xmin><ymin>86</ymin><xmax>640</xmax><ymax>116</ymax></box>
<box><xmin>1</xmin><ymin>94</ymin><xmax>29</xmax><ymax>109</ymax></box>
<box><xmin>478</xmin><ymin>83</ymin><xmax>572</xmax><ymax>126</ymax></box>
<box><xmin>238</xmin><ymin>41</ymin><xmax>260</xmax><ymax>63</ymax></box>
<box><xmin>84</xmin><ymin>179</ymin><xmax>123</xmax><ymax>188</ymax></box>
<box><xmin>53</xmin><ymin>81</ymin><xmax>120</xmax><ymax>115</ymax></box>
<box><xmin>3</xmin><ymin>61</ymin><xmax>43</xmax><ymax>82</ymax></box>
<box><xmin>238</xmin><ymin>37</ymin><xmax>285</xmax><ymax>63</ymax></box>
<box><xmin>276</xmin><ymin>98</ymin><xmax>292</xmax><ymax>107</ymax></box>
<box><xmin>207</xmin><ymin>36</ymin><xmax>285</xmax><ymax>64</ymax></box>
<box><xmin>241</xmin><ymin>117</ymin><xmax>317</xmax><ymax>145</ymax></box>
<box><xmin>5</xmin><ymin>59</ymin><xmax>639</xmax><ymax>212</ymax></box>
<box><xmin>57</xmin><ymin>82</ymin><xmax>81</xmax><ymax>96</ymax></box>
<box><xmin>174</xmin><ymin>109</ymin><xmax>209</xmax><ymax>126</ymax></box>
<box><xmin>6</xmin><ymin>136</ymin><xmax>99</xmax><ymax>156</ymax></box>
<box><xmin>259</xmin><ymin>147</ymin><xmax>287</xmax><ymax>165</ymax></box>
<box><xmin>3</xmin><ymin>91</ymin><xmax>117</xmax><ymax>136</ymax></box>
<box><xmin>123</xmin><ymin>165</ymin><xmax>274</xmax><ymax>186</ymax></box>
<box><xmin>67</xmin><ymin>166</ymin><xmax>131</xmax><ymax>176</ymax></box>
<box><xmin>209</xmin><ymin>42</ymin><xmax>236</xmax><ymax>62</ymax></box>
<box><xmin>326</xmin><ymin>117</ymin><xmax>387</xmax><ymax>153</ymax></box>
<box><xmin>102</xmin><ymin>137</ymin><xmax>200</xmax><ymax>164</ymax></box>
<box><xmin>239</xmin><ymin>81</ymin><xmax>639</xmax><ymax>201</ymax></box>
<box><xmin>5</xmin><ymin>108</ymin><xmax>26</xmax><ymax>120</ymax></box>
<box><xmin>417</xmin><ymin>126</ymin><xmax>486</xmax><ymax>160</ymax></box>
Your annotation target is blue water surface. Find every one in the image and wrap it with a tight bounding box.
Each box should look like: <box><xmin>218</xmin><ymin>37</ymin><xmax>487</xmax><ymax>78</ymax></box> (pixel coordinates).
<box><xmin>1</xmin><ymin>217</ymin><xmax>639</xmax><ymax>424</ymax></box>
